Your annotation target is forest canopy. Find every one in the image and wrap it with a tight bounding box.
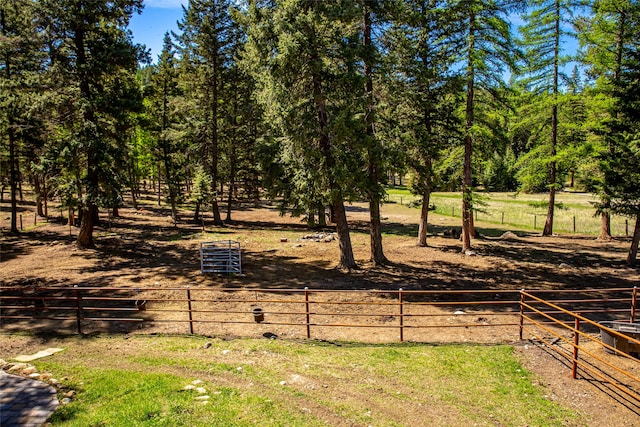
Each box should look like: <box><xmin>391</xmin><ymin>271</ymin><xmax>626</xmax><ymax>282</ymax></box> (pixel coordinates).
<box><xmin>2</xmin><ymin>0</ymin><xmax>640</xmax><ymax>265</ymax></box>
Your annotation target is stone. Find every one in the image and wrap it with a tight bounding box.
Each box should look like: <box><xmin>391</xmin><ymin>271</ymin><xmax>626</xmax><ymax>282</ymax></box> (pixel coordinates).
<box><xmin>222</xmin><ymin>350</ymin><xmax>230</xmax><ymax>355</ymax></box>
<box><xmin>195</xmin><ymin>395</ymin><xmax>210</xmax><ymax>401</ymax></box>
<box><xmin>196</xmin><ymin>387</ymin><xmax>207</xmax><ymax>394</ymax></box>
<box><xmin>191</xmin><ymin>380</ymin><xmax>204</xmax><ymax>385</ymax></box>
<box><xmin>14</xmin><ymin>348</ymin><xmax>64</xmax><ymax>362</ymax></box>
<box><xmin>7</xmin><ymin>363</ymin><xmax>28</xmax><ymax>373</ymax></box>
<box><xmin>22</xmin><ymin>366</ymin><xmax>38</xmax><ymax>375</ymax></box>
<box><xmin>454</xmin><ymin>310</ymin><xmax>465</xmax><ymax>315</ymax></box>
<box><xmin>203</xmin><ymin>342</ymin><xmax>212</xmax><ymax>349</ymax></box>
<box><xmin>64</xmin><ymin>390</ymin><xmax>76</xmax><ymax>398</ymax></box>
<box><xmin>61</xmin><ymin>398</ymin><xmax>72</xmax><ymax>405</ymax></box>
<box><xmin>29</xmin><ymin>373</ymin><xmax>41</xmax><ymax>379</ymax></box>
<box><xmin>184</xmin><ymin>385</ymin><xmax>196</xmax><ymax>391</ymax></box>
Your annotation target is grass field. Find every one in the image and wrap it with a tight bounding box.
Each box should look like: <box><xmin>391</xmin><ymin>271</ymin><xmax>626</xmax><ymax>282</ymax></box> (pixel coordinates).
<box><xmin>384</xmin><ymin>188</ymin><xmax>631</xmax><ymax>236</ymax></box>
<box><xmin>17</xmin><ymin>335</ymin><xmax>582</xmax><ymax>427</ymax></box>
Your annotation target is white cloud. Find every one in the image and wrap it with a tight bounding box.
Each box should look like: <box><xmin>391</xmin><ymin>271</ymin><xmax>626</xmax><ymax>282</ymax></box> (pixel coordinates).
<box><xmin>145</xmin><ymin>0</ymin><xmax>188</xmax><ymax>9</ymax></box>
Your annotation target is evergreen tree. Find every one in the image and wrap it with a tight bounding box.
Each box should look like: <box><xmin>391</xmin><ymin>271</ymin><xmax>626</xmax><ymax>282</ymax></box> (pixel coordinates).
<box><xmin>147</xmin><ymin>32</ymin><xmax>185</xmax><ymax>224</ymax></box>
<box><xmin>177</xmin><ymin>0</ymin><xmax>235</xmax><ymax>226</ymax></box>
<box><xmin>242</xmin><ymin>0</ymin><xmax>364</xmax><ymax>270</ymax></box>
<box><xmin>0</xmin><ymin>0</ymin><xmax>44</xmax><ymax>234</ymax></box>
<box><xmin>383</xmin><ymin>0</ymin><xmax>463</xmax><ymax>247</ymax></box>
<box><xmin>39</xmin><ymin>0</ymin><xmax>144</xmax><ymax>248</ymax></box>
<box><xmin>519</xmin><ymin>0</ymin><xmax>579</xmax><ymax>236</ymax></box>
<box><xmin>598</xmin><ymin>1</ymin><xmax>640</xmax><ymax>264</ymax></box>
<box><xmin>578</xmin><ymin>0</ymin><xmax>638</xmax><ymax>239</ymax></box>
<box><xmin>450</xmin><ymin>0</ymin><xmax>521</xmax><ymax>251</ymax></box>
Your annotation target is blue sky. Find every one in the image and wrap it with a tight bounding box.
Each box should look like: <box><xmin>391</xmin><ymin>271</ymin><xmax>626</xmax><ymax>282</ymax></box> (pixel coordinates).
<box><xmin>129</xmin><ymin>0</ymin><xmax>187</xmax><ymax>62</ymax></box>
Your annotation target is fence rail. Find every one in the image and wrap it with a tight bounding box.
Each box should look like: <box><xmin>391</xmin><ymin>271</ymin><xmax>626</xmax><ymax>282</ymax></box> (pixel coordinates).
<box><xmin>2</xmin><ymin>285</ymin><xmax>638</xmax><ymax>405</ymax></box>
<box><xmin>520</xmin><ymin>290</ymin><xmax>640</xmax><ymax>410</ymax></box>
<box><xmin>1</xmin><ymin>286</ymin><xmax>637</xmax><ymax>339</ymax></box>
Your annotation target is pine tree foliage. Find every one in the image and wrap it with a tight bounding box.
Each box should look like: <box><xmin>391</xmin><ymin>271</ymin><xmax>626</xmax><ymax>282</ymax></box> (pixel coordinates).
<box><xmin>241</xmin><ymin>0</ymin><xmax>364</xmax><ymax>269</ymax></box>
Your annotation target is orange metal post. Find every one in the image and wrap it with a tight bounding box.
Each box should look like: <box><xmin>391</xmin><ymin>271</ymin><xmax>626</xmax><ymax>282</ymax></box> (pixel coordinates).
<box><xmin>399</xmin><ymin>288</ymin><xmax>404</xmax><ymax>342</ymax></box>
<box><xmin>572</xmin><ymin>317</ymin><xmax>580</xmax><ymax>379</ymax></box>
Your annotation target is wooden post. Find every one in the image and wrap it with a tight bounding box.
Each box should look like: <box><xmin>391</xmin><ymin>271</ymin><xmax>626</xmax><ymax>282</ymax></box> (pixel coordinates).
<box><xmin>572</xmin><ymin>317</ymin><xmax>580</xmax><ymax>379</ymax></box>
<box><xmin>186</xmin><ymin>286</ymin><xmax>194</xmax><ymax>335</ymax></box>
<box><xmin>399</xmin><ymin>288</ymin><xmax>404</xmax><ymax>342</ymax></box>
<box><xmin>304</xmin><ymin>287</ymin><xmax>311</xmax><ymax>339</ymax></box>
<box><xmin>573</xmin><ymin>216</ymin><xmax>576</xmax><ymax>234</ymax></box>
<box><xmin>534</xmin><ymin>215</ymin><xmax>537</xmax><ymax>229</ymax></box>
<box><xmin>74</xmin><ymin>285</ymin><xmax>83</xmax><ymax>335</ymax></box>
<box><xmin>34</xmin><ymin>212</ymin><xmax>37</xmax><ymax>225</ymax></box>
<box><xmin>501</xmin><ymin>212</ymin><xmax>504</xmax><ymax>224</ymax></box>
<box><xmin>19</xmin><ymin>214</ymin><xmax>22</xmax><ymax>230</ymax></box>
<box><xmin>626</xmin><ymin>219</ymin><xmax>629</xmax><ymax>237</ymax></box>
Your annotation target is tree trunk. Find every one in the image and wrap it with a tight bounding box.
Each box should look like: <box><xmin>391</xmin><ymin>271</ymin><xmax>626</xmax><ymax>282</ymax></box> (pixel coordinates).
<box><xmin>333</xmin><ymin>198</ymin><xmax>357</xmax><ymax>270</ymax></box>
<box><xmin>77</xmin><ymin>202</ymin><xmax>97</xmax><ymax>248</ymax></box>
<box><xmin>317</xmin><ymin>203</ymin><xmax>326</xmax><ymax>227</ymax></box>
<box><xmin>600</xmin><ymin>210</ymin><xmax>612</xmax><ymax>240</ymax></box>
<box><xmin>193</xmin><ymin>201</ymin><xmax>201</xmax><ymax>224</ymax></box>
<box><xmin>417</xmin><ymin>188</ymin><xmax>431</xmax><ymax>247</ymax></box>
<box><xmin>627</xmin><ymin>216</ymin><xmax>640</xmax><ymax>266</ymax></box>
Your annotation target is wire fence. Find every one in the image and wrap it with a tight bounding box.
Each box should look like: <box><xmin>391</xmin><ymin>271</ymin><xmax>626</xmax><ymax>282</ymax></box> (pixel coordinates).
<box><xmin>384</xmin><ymin>193</ymin><xmax>632</xmax><ymax>236</ymax></box>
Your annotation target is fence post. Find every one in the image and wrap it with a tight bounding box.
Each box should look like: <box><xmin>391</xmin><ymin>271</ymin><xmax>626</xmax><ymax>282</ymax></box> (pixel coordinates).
<box><xmin>74</xmin><ymin>285</ymin><xmax>83</xmax><ymax>335</ymax></box>
<box><xmin>573</xmin><ymin>216</ymin><xmax>576</xmax><ymax>234</ymax></box>
<box><xmin>399</xmin><ymin>288</ymin><xmax>404</xmax><ymax>342</ymax></box>
<box><xmin>20</xmin><ymin>214</ymin><xmax>23</xmax><ymax>230</ymax></box>
<box><xmin>501</xmin><ymin>212</ymin><xmax>504</xmax><ymax>224</ymax></box>
<box><xmin>626</xmin><ymin>219</ymin><xmax>629</xmax><ymax>237</ymax></box>
<box><xmin>519</xmin><ymin>290</ymin><xmax>525</xmax><ymax>340</ymax></box>
<box><xmin>186</xmin><ymin>286</ymin><xmax>194</xmax><ymax>335</ymax></box>
<box><xmin>572</xmin><ymin>316</ymin><xmax>581</xmax><ymax>379</ymax></box>
<box><xmin>304</xmin><ymin>287</ymin><xmax>311</xmax><ymax>339</ymax></box>
<box><xmin>534</xmin><ymin>215</ymin><xmax>537</xmax><ymax>229</ymax></box>
<box><xmin>631</xmin><ymin>287</ymin><xmax>638</xmax><ymax>324</ymax></box>
<box><xmin>34</xmin><ymin>212</ymin><xmax>37</xmax><ymax>225</ymax></box>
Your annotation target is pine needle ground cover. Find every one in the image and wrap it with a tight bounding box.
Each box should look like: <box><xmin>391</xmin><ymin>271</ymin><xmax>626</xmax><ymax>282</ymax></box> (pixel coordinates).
<box><xmin>5</xmin><ymin>334</ymin><xmax>584</xmax><ymax>427</ymax></box>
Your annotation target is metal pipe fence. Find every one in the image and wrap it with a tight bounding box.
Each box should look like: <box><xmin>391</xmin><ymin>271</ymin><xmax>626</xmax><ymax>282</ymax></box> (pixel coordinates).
<box><xmin>0</xmin><ymin>286</ymin><xmax>636</xmax><ymax>340</ymax></box>
<box><xmin>2</xmin><ymin>285</ymin><xmax>638</xmax><ymax>405</ymax></box>
<box><xmin>520</xmin><ymin>290</ymin><xmax>640</xmax><ymax>409</ymax></box>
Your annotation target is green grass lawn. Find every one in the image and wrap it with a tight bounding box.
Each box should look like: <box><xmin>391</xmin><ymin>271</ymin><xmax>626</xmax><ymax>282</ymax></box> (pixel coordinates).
<box><xmin>384</xmin><ymin>188</ymin><xmax>631</xmax><ymax>236</ymax></box>
<box><xmin>21</xmin><ymin>335</ymin><xmax>584</xmax><ymax>426</ymax></box>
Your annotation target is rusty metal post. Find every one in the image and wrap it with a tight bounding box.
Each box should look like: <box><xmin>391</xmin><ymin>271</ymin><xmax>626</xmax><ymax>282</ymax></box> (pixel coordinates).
<box><xmin>186</xmin><ymin>286</ymin><xmax>194</xmax><ymax>334</ymax></box>
<box><xmin>74</xmin><ymin>285</ymin><xmax>83</xmax><ymax>335</ymax></box>
<box><xmin>304</xmin><ymin>287</ymin><xmax>311</xmax><ymax>339</ymax></box>
<box><xmin>519</xmin><ymin>289</ymin><xmax>525</xmax><ymax>340</ymax></box>
<box><xmin>631</xmin><ymin>287</ymin><xmax>638</xmax><ymax>324</ymax></box>
<box><xmin>399</xmin><ymin>288</ymin><xmax>404</xmax><ymax>342</ymax></box>
<box><xmin>572</xmin><ymin>317</ymin><xmax>580</xmax><ymax>379</ymax></box>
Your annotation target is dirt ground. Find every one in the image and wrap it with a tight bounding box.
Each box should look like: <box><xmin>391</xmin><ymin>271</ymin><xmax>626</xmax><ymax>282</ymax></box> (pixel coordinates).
<box><xmin>2</xmin><ymin>192</ymin><xmax>640</xmax><ymax>425</ymax></box>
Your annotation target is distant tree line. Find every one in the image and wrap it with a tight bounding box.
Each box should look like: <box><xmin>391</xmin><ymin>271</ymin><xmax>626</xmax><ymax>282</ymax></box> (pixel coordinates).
<box><xmin>2</xmin><ymin>0</ymin><xmax>640</xmax><ymax>266</ymax></box>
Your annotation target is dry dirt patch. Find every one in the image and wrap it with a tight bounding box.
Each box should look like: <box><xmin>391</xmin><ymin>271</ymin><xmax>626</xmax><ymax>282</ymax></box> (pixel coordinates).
<box><xmin>2</xmin><ymin>195</ymin><xmax>640</xmax><ymax>425</ymax></box>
